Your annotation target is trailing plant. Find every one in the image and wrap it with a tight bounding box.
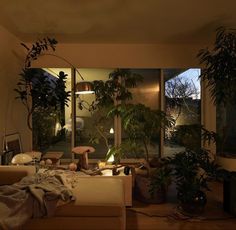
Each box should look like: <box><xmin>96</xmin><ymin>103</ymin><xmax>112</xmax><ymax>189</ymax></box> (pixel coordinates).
<box><xmin>14</xmin><ymin>38</ymin><xmax>70</xmax><ymax>131</ymax></box>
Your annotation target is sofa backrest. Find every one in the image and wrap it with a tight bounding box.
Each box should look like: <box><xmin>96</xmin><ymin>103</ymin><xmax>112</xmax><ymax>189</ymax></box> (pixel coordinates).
<box><xmin>0</xmin><ymin>165</ymin><xmax>36</xmax><ymax>185</ymax></box>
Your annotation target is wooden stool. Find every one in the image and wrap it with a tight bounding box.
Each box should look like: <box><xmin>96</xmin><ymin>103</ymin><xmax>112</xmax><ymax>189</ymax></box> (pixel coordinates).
<box><xmin>72</xmin><ymin>146</ymin><xmax>95</xmax><ymax>170</ymax></box>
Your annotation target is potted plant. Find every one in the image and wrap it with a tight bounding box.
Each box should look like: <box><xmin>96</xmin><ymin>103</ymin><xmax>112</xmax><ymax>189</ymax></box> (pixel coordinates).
<box><xmin>106</xmin><ymin>103</ymin><xmax>174</xmax><ymax>203</ymax></box>
<box><xmin>82</xmin><ymin>68</ymin><xmax>143</xmax><ymax>158</ymax></box>
<box><xmin>165</xmin><ymin>147</ymin><xmax>223</xmax><ymax>215</ymax></box>
<box><xmin>197</xmin><ymin>27</ymin><xmax>236</xmax><ymax>157</ymax></box>
<box><xmin>165</xmin><ymin>121</ymin><xmax>224</xmax><ymax>214</ymax></box>
<box><xmin>14</xmin><ymin>38</ymin><xmax>71</xmax><ymax>151</ymax></box>
<box><xmin>145</xmin><ymin>162</ymin><xmax>172</xmax><ymax>203</ymax></box>
<box><xmin>80</xmin><ymin>68</ymin><xmax>174</xmax><ymax>202</ymax></box>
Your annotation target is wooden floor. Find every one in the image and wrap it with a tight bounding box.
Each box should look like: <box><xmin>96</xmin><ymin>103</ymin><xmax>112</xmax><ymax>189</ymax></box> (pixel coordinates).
<box><xmin>126</xmin><ymin>181</ymin><xmax>236</xmax><ymax>230</ymax></box>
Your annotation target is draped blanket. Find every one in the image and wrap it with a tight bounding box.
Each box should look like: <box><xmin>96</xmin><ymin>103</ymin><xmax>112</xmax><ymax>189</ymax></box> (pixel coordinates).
<box><xmin>0</xmin><ymin>171</ymin><xmax>74</xmax><ymax>230</ymax></box>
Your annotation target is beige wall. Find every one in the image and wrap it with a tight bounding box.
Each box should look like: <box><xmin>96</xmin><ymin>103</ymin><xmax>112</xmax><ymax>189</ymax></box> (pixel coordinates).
<box><xmin>0</xmin><ymin>25</ymin><xmax>31</xmax><ymax>153</ymax></box>
<box><xmin>32</xmin><ymin>43</ymin><xmax>204</xmax><ymax>69</ymax></box>
<box><xmin>202</xmin><ymin>79</ymin><xmax>216</xmax><ymax>154</ymax></box>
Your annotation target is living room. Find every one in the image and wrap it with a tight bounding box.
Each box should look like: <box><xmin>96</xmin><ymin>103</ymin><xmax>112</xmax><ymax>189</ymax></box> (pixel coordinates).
<box><xmin>1</xmin><ymin>1</ymin><xmax>236</xmax><ymax>229</ymax></box>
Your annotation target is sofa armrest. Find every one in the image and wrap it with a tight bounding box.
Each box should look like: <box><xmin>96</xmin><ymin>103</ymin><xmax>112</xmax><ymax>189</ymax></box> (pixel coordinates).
<box><xmin>0</xmin><ymin>165</ymin><xmax>36</xmax><ymax>185</ymax></box>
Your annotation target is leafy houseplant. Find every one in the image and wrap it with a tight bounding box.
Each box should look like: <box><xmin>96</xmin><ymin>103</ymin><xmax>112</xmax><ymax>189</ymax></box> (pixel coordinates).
<box><xmin>148</xmin><ymin>164</ymin><xmax>172</xmax><ymax>203</ymax></box>
<box><xmin>15</xmin><ymin>38</ymin><xmax>70</xmax><ymax>131</ymax></box>
<box><xmin>197</xmin><ymin>27</ymin><xmax>236</xmax><ymax>155</ymax></box>
<box><xmin>81</xmin><ymin>68</ymin><xmax>174</xmax><ymax>203</ymax></box>
<box><xmin>107</xmin><ymin>103</ymin><xmax>174</xmax><ymax>203</ymax></box>
<box><xmin>14</xmin><ymin>38</ymin><xmax>71</xmax><ymax>151</ymax></box>
<box><xmin>85</xmin><ymin>69</ymin><xmax>143</xmax><ymax>155</ymax></box>
<box><xmin>164</xmin><ymin>120</ymin><xmax>223</xmax><ymax>214</ymax></box>
<box><xmin>108</xmin><ymin>103</ymin><xmax>175</xmax><ymax>165</ymax></box>
<box><xmin>166</xmin><ymin>148</ymin><xmax>222</xmax><ymax>215</ymax></box>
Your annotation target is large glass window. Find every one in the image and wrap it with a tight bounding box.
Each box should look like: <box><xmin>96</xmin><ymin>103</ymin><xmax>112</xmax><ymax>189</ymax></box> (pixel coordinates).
<box><xmin>75</xmin><ymin>69</ymin><xmax>114</xmax><ymax>159</ymax></box>
<box><xmin>121</xmin><ymin>69</ymin><xmax>161</xmax><ymax>159</ymax></box>
<box><xmin>32</xmin><ymin>68</ymin><xmax>72</xmax><ymax>158</ymax></box>
<box><xmin>32</xmin><ymin>68</ymin><xmax>202</xmax><ymax>161</ymax></box>
<box><xmin>163</xmin><ymin>68</ymin><xmax>201</xmax><ymax>157</ymax></box>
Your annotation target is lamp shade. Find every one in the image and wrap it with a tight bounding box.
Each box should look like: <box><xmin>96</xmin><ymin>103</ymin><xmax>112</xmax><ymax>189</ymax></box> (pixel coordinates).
<box><xmin>75</xmin><ymin>81</ymin><xmax>94</xmax><ymax>94</ymax></box>
<box><xmin>11</xmin><ymin>153</ymin><xmax>32</xmax><ymax>165</ymax></box>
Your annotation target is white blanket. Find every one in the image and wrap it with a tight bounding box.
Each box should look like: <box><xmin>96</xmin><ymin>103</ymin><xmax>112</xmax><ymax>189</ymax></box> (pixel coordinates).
<box><xmin>0</xmin><ymin>171</ymin><xmax>74</xmax><ymax>230</ymax></box>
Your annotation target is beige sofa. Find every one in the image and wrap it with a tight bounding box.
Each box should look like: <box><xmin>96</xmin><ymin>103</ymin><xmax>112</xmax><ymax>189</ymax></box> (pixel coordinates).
<box><xmin>0</xmin><ymin>166</ymin><xmax>126</xmax><ymax>230</ymax></box>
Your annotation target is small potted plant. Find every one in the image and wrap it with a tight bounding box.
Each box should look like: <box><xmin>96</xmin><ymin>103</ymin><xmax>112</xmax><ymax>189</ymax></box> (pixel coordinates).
<box><xmin>165</xmin><ymin>148</ymin><xmax>222</xmax><ymax>215</ymax></box>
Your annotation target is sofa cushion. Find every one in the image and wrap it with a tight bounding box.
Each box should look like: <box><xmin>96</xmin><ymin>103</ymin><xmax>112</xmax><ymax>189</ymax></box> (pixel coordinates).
<box><xmin>55</xmin><ymin>178</ymin><xmax>125</xmax><ymax>217</ymax></box>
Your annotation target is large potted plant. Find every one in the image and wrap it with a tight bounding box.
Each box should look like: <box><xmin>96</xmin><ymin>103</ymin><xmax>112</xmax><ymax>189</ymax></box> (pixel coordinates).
<box><xmin>14</xmin><ymin>38</ymin><xmax>71</xmax><ymax>151</ymax></box>
<box><xmin>166</xmin><ymin>148</ymin><xmax>222</xmax><ymax>215</ymax></box>
<box><xmin>85</xmin><ymin>68</ymin><xmax>174</xmax><ymax>203</ymax></box>
<box><xmin>197</xmin><ymin>27</ymin><xmax>236</xmax><ymax>160</ymax></box>
<box><xmin>80</xmin><ymin>68</ymin><xmax>143</xmax><ymax>156</ymax></box>
<box><xmin>107</xmin><ymin>103</ymin><xmax>174</xmax><ymax>203</ymax></box>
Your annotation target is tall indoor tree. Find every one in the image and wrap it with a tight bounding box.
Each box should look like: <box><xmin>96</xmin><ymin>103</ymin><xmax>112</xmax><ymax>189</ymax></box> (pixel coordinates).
<box><xmin>197</xmin><ymin>27</ymin><xmax>236</xmax><ymax>155</ymax></box>
<box><xmin>14</xmin><ymin>38</ymin><xmax>70</xmax><ymax>131</ymax></box>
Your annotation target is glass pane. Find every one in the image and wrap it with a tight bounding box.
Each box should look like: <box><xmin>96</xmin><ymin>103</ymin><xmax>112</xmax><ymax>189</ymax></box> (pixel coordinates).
<box><xmin>75</xmin><ymin>68</ymin><xmax>114</xmax><ymax>159</ymax></box>
<box><xmin>163</xmin><ymin>68</ymin><xmax>201</xmax><ymax>157</ymax></box>
<box><xmin>32</xmin><ymin>68</ymin><xmax>72</xmax><ymax>159</ymax></box>
<box><xmin>217</xmin><ymin>104</ymin><xmax>236</xmax><ymax>155</ymax></box>
<box><xmin>122</xmin><ymin>69</ymin><xmax>161</xmax><ymax>159</ymax></box>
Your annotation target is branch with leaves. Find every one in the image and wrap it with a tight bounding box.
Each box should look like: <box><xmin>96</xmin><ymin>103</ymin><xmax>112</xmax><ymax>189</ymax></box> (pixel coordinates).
<box><xmin>15</xmin><ymin>38</ymin><xmax>70</xmax><ymax>131</ymax></box>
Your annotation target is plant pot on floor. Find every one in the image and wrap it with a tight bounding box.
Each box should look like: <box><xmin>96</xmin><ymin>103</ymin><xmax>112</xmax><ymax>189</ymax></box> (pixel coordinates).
<box><xmin>178</xmin><ymin>190</ymin><xmax>207</xmax><ymax>216</ymax></box>
<box><xmin>134</xmin><ymin>174</ymin><xmax>166</xmax><ymax>204</ymax></box>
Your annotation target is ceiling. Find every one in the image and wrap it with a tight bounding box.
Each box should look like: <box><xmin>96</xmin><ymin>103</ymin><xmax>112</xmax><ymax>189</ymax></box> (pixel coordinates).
<box><xmin>0</xmin><ymin>0</ymin><xmax>236</xmax><ymax>43</ymax></box>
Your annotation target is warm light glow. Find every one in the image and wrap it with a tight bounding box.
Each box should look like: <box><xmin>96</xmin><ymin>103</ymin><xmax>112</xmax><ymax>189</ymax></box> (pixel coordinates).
<box><xmin>109</xmin><ymin>128</ymin><xmax>114</xmax><ymax>134</ymax></box>
<box><xmin>75</xmin><ymin>82</ymin><xmax>94</xmax><ymax>94</ymax></box>
<box><xmin>106</xmin><ymin>148</ymin><xmax>114</xmax><ymax>163</ymax></box>
<box><xmin>131</xmin><ymin>86</ymin><xmax>160</xmax><ymax>93</ymax></box>
<box><xmin>55</xmin><ymin>122</ymin><xmax>62</xmax><ymax>135</ymax></box>
<box><xmin>75</xmin><ymin>91</ymin><xmax>94</xmax><ymax>95</ymax></box>
<box><xmin>98</xmin><ymin>161</ymin><xmax>106</xmax><ymax>169</ymax></box>
<box><xmin>107</xmin><ymin>154</ymin><xmax>114</xmax><ymax>163</ymax></box>
<box><xmin>102</xmin><ymin>169</ymin><xmax>113</xmax><ymax>176</ymax></box>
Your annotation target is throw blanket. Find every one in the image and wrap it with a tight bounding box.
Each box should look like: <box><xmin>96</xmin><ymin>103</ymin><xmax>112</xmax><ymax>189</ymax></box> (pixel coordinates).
<box><xmin>0</xmin><ymin>171</ymin><xmax>74</xmax><ymax>230</ymax></box>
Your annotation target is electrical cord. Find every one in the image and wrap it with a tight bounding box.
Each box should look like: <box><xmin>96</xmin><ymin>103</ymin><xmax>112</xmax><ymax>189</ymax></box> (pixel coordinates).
<box><xmin>127</xmin><ymin>207</ymin><xmax>235</xmax><ymax>221</ymax></box>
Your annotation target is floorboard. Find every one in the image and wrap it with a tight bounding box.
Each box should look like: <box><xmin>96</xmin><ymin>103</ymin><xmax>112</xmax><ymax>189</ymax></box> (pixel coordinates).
<box><xmin>126</xmin><ymin>181</ymin><xmax>236</xmax><ymax>230</ymax></box>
